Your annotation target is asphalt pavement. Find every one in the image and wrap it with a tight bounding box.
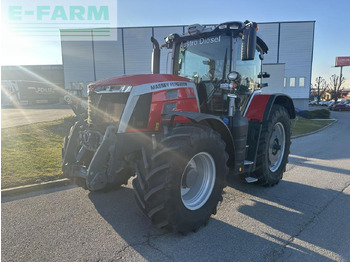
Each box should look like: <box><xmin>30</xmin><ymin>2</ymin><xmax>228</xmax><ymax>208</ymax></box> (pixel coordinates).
<box><xmin>1</xmin><ymin>103</ymin><xmax>73</xmax><ymax>128</ymax></box>
<box><xmin>2</xmin><ymin>110</ymin><xmax>350</xmax><ymax>261</ymax></box>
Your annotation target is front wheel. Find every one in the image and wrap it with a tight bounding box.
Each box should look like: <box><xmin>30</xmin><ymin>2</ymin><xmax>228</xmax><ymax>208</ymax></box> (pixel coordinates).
<box><xmin>254</xmin><ymin>105</ymin><xmax>291</xmax><ymax>186</ymax></box>
<box><xmin>132</xmin><ymin>125</ymin><xmax>228</xmax><ymax>234</ymax></box>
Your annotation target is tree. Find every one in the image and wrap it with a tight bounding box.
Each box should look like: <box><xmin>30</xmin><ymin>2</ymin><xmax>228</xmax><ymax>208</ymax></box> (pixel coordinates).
<box><xmin>329</xmin><ymin>74</ymin><xmax>345</xmax><ymax>102</ymax></box>
<box><xmin>313</xmin><ymin>76</ymin><xmax>327</xmax><ymax>104</ymax></box>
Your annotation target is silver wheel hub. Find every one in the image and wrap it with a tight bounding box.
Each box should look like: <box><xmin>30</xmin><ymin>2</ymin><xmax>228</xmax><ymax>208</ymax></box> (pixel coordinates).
<box><xmin>268</xmin><ymin>122</ymin><xmax>286</xmax><ymax>172</ymax></box>
<box><xmin>180</xmin><ymin>152</ymin><xmax>216</xmax><ymax>211</ymax></box>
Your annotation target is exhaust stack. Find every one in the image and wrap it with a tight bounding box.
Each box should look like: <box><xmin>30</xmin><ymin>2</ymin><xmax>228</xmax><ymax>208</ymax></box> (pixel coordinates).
<box><xmin>151</xmin><ymin>37</ymin><xmax>160</xmax><ymax>74</ymax></box>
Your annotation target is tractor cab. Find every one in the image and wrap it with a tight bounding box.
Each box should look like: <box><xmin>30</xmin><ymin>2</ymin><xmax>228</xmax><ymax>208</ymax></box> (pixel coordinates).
<box><xmin>159</xmin><ymin>21</ymin><xmax>268</xmax><ymax>116</ymax></box>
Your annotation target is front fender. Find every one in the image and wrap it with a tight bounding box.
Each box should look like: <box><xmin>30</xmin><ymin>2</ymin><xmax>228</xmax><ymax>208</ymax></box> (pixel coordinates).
<box><xmin>165</xmin><ymin>111</ymin><xmax>235</xmax><ymax>167</ymax></box>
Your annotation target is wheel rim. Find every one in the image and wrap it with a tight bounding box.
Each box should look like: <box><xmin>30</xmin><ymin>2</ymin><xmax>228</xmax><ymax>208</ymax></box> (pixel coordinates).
<box><xmin>268</xmin><ymin>122</ymin><xmax>286</xmax><ymax>172</ymax></box>
<box><xmin>180</xmin><ymin>152</ymin><xmax>216</xmax><ymax>211</ymax></box>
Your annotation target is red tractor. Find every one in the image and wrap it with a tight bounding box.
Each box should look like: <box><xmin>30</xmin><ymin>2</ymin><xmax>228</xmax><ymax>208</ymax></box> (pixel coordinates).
<box><xmin>62</xmin><ymin>21</ymin><xmax>295</xmax><ymax>234</ymax></box>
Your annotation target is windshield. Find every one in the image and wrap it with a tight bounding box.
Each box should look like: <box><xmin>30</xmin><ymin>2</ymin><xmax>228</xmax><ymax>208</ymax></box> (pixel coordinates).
<box><xmin>174</xmin><ymin>35</ymin><xmax>231</xmax><ymax>83</ymax></box>
<box><xmin>173</xmin><ymin>35</ymin><xmax>231</xmax><ymax>115</ymax></box>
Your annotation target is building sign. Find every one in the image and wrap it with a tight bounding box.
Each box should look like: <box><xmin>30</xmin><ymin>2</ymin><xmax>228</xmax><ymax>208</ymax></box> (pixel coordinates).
<box><xmin>335</xmin><ymin>56</ymin><xmax>350</xmax><ymax>67</ymax></box>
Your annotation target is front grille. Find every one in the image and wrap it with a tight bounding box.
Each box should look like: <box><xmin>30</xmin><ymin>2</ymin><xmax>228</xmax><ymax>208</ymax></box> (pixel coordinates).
<box><xmin>88</xmin><ymin>92</ymin><xmax>129</xmax><ymax>130</ymax></box>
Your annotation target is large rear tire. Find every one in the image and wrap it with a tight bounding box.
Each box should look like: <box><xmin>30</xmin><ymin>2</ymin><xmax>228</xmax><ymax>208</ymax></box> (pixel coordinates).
<box><xmin>254</xmin><ymin>105</ymin><xmax>291</xmax><ymax>186</ymax></box>
<box><xmin>132</xmin><ymin>125</ymin><xmax>228</xmax><ymax>234</ymax></box>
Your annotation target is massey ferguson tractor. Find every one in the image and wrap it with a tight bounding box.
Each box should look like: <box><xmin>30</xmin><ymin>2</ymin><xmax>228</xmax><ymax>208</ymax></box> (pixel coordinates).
<box><xmin>62</xmin><ymin>21</ymin><xmax>295</xmax><ymax>234</ymax></box>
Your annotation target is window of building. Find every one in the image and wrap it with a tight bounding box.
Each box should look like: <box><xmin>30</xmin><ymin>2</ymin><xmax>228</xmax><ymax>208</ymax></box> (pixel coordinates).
<box><xmin>284</xmin><ymin>77</ymin><xmax>287</xmax><ymax>87</ymax></box>
<box><xmin>299</xmin><ymin>77</ymin><xmax>305</xmax><ymax>87</ymax></box>
<box><xmin>289</xmin><ymin>77</ymin><xmax>296</xmax><ymax>87</ymax></box>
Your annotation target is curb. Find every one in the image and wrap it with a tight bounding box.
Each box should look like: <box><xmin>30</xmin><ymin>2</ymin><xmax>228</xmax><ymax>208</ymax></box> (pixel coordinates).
<box><xmin>292</xmin><ymin>119</ymin><xmax>338</xmax><ymax>139</ymax></box>
<box><xmin>1</xmin><ymin>178</ymin><xmax>72</xmax><ymax>198</ymax></box>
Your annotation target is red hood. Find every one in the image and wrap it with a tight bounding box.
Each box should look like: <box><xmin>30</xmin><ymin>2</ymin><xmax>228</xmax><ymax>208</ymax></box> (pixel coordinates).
<box><xmin>90</xmin><ymin>74</ymin><xmax>192</xmax><ymax>87</ymax></box>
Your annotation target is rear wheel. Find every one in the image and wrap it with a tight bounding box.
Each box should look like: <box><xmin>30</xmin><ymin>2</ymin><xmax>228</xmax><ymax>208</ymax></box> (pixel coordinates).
<box><xmin>132</xmin><ymin>125</ymin><xmax>228</xmax><ymax>234</ymax></box>
<box><xmin>254</xmin><ymin>105</ymin><xmax>291</xmax><ymax>186</ymax></box>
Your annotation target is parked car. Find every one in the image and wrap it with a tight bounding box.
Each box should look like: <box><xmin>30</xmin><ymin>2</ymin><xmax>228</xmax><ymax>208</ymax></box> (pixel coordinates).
<box><xmin>328</xmin><ymin>102</ymin><xmax>335</xmax><ymax>109</ymax></box>
<box><xmin>309</xmin><ymin>100</ymin><xmax>317</xmax><ymax>105</ymax></box>
<box><xmin>319</xmin><ymin>101</ymin><xmax>329</xmax><ymax>106</ymax></box>
<box><xmin>325</xmin><ymin>101</ymin><xmax>334</xmax><ymax>106</ymax></box>
<box><xmin>329</xmin><ymin>103</ymin><xmax>350</xmax><ymax>111</ymax></box>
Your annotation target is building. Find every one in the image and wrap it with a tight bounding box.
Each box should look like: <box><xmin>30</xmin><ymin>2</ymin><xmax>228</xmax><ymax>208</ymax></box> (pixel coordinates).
<box><xmin>60</xmin><ymin>21</ymin><xmax>315</xmax><ymax>109</ymax></box>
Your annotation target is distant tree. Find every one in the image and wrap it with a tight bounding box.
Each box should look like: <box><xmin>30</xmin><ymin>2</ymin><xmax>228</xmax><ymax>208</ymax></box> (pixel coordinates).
<box><xmin>329</xmin><ymin>74</ymin><xmax>345</xmax><ymax>102</ymax></box>
<box><xmin>313</xmin><ymin>77</ymin><xmax>327</xmax><ymax>104</ymax></box>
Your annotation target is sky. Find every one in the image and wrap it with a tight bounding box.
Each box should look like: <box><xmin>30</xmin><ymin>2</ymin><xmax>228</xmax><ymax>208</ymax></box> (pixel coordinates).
<box><xmin>1</xmin><ymin>0</ymin><xmax>349</xmax><ymax>87</ymax></box>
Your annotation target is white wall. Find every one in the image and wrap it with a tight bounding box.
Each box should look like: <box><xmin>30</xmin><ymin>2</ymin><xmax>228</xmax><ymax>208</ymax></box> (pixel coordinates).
<box><xmin>257</xmin><ymin>23</ymin><xmax>279</xmax><ymax>64</ymax></box>
<box><xmin>61</xmin><ymin>33</ymin><xmax>94</xmax><ymax>97</ymax></box>
<box><xmin>279</xmin><ymin>22</ymin><xmax>314</xmax><ymax>99</ymax></box>
<box><xmin>93</xmin><ymin>28</ymin><xmax>124</xmax><ymax>80</ymax></box>
<box><xmin>261</xmin><ymin>63</ymin><xmax>285</xmax><ymax>94</ymax></box>
<box><xmin>123</xmin><ymin>28</ymin><xmax>153</xmax><ymax>75</ymax></box>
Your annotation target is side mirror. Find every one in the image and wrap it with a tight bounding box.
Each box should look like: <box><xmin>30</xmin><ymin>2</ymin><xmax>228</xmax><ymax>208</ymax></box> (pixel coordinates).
<box><xmin>241</xmin><ymin>23</ymin><xmax>257</xmax><ymax>61</ymax></box>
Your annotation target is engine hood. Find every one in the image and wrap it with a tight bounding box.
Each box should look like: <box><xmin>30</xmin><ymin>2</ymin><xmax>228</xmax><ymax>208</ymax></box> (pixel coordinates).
<box><xmin>89</xmin><ymin>74</ymin><xmax>192</xmax><ymax>88</ymax></box>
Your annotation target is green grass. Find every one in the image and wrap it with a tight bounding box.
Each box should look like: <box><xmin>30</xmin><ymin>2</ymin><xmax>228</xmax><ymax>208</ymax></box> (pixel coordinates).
<box><xmin>1</xmin><ymin>116</ymin><xmax>77</xmax><ymax>189</ymax></box>
<box><xmin>291</xmin><ymin>116</ymin><xmax>335</xmax><ymax>136</ymax></box>
<box><xmin>1</xmin><ymin>115</ymin><xmax>335</xmax><ymax>189</ymax></box>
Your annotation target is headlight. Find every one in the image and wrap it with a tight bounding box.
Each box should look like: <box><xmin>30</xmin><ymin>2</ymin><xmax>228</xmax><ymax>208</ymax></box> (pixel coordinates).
<box><xmin>89</xmin><ymin>85</ymin><xmax>133</xmax><ymax>94</ymax></box>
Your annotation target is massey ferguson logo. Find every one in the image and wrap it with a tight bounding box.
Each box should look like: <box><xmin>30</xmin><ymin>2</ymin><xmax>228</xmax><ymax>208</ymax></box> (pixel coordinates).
<box><xmin>150</xmin><ymin>81</ymin><xmax>188</xmax><ymax>90</ymax></box>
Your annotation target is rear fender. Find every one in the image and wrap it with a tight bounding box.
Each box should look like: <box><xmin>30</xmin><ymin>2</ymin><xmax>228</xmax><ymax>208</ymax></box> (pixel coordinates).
<box><xmin>245</xmin><ymin>93</ymin><xmax>295</xmax><ymax>122</ymax></box>
<box><xmin>243</xmin><ymin>93</ymin><xmax>295</xmax><ymax>173</ymax></box>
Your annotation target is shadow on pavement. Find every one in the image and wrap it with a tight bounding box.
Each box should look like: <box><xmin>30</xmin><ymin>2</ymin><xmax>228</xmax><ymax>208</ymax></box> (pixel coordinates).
<box><xmin>87</xmin><ymin>178</ymin><xmax>331</xmax><ymax>261</ymax></box>
<box><xmin>227</xmin><ymin>175</ymin><xmax>346</xmax><ymax>261</ymax></box>
<box><xmin>288</xmin><ymin>155</ymin><xmax>350</xmax><ymax>176</ymax></box>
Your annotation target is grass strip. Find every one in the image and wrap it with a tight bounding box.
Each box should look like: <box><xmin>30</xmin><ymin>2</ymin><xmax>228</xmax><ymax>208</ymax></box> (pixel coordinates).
<box><xmin>1</xmin><ymin>116</ymin><xmax>77</xmax><ymax>189</ymax></box>
<box><xmin>291</xmin><ymin>116</ymin><xmax>335</xmax><ymax>136</ymax></box>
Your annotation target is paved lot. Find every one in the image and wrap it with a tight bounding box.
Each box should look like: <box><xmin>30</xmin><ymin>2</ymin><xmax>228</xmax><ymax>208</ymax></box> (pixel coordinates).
<box><xmin>2</xmin><ymin>111</ymin><xmax>350</xmax><ymax>261</ymax></box>
<box><xmin>1</xmin><ymin>103</ymin><xmax>73</xmax><ymax>129</ymax></box>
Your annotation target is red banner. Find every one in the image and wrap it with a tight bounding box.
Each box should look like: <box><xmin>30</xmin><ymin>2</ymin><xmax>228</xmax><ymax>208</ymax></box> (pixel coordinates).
<box><xmin>335</xmin><ymin>56</ymin><xmax>350</xmax><ymax>67</ymax></box>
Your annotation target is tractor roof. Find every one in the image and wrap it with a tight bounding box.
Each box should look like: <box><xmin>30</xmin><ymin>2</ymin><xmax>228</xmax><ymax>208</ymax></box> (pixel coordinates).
<box><xmin>164</xmin><ymin>20</ymin><xmax>268</xmax><ymax>54</ymax></box>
